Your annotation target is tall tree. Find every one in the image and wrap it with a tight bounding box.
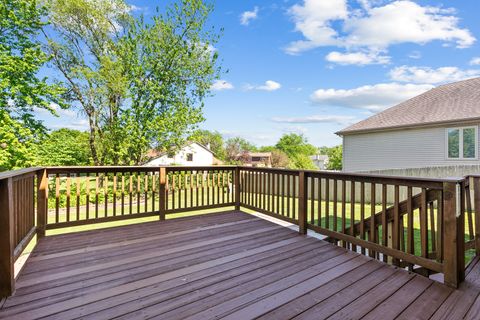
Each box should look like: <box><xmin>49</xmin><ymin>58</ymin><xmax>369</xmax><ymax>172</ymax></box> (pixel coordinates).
<box><xmin>324</xmin><ymin>145</ymin><xmax>342</xmax><ymax>170</ymax></box>
<box><xmin>189</xmin><ymin>130</ymin><xmax>226</xmax><ymax>160</ymax></box>
<box><xmin>0</xmin><ymin>0</ymin><xmax>65</xmax><ymax>170</ymax></box>
<box><xmin>45</xmin><ymin>0</ymin><xmax>221</xmax><ymax>165</ymax></box>
<box><xmin>275</xmin><ymin>133</ymin><xmax>317</xmax><ymax>169</ymax></box>
<box><xmin>225</xmin><ymin>137</ymin><xmax>256</xmax><ymax>164</ymax></box>
<box><xmin>0</xmin><ymin>111</ymin><xmax>36</xmax><ymax>170</ymax></box>
<box><xmin>35</xmin><ymin>129</ymin><xmax>92</xmax><ymax>166</ymax></box>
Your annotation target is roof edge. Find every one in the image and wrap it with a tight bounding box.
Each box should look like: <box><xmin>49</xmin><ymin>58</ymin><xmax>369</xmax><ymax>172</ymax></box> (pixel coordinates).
<box><xmin>336</xmin><ymin>116</ymin><xmax>480</xmax><ymax>136</ymax></box>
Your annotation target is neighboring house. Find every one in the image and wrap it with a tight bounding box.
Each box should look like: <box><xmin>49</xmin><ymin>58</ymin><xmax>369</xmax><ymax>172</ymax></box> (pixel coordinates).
<box><xmin>310</xmin><ymin>154</ymin><xmax>329</xmax><ymax>170</ymax></box>
<box><xmin>337</xmin><ymin>77</ymin><xmax>480</xmax><ymax>178</ymax></box>
<box><xmin>243</xmin><ymin>152</ymin><xmax>272</xmax><ymax>167</ymax></box>
<box><xmin>144</xmin><ymin>142</ymin><xmax>216</xmax><ymax>166</ymax></box>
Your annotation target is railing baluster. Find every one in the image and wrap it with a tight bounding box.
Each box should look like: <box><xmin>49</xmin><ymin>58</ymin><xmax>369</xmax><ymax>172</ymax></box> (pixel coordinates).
<box><xmin>393</xmin><ymin>185</ymin><xmax>400</xmax><ymax>266</ymax></box>
<box><xmin>360</xmin><ymin>182</ymin><xmax>365</xmax><ymax>255</ymax></box>
<box><xmin>55</xmin><ymin>173</ymin><xmax>60</xmax><ymax>224</ymax></box>
<box><xmin>75</xmin><ymin>175</ymin><xmax>80</xmax><ymax>221</ymax></box>
<box><xmin>370</xmin><ymin>183</ymin><xmax>376</xmax><ymax>258</ymax></box>
<box><xmin>350</xmin><ymin>181</ymin><xmax>356</xmax><ymax>252</ymax></box>
<box><xmin>420</xmin><ymin>188</ymin><xmax>428</xmax><ymax>258</ymax></box>
<box><xmin>85</xmin><ymin>173</ymin><xmax>90</xmax><ymax>220</ymax></box>
<box><xmin>113</xmin><ymin>173</ymin><xmax>117</xmax><ymax>216</ymax></box>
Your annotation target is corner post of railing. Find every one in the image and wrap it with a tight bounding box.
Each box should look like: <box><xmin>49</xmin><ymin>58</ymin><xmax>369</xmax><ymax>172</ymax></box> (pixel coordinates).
<box><xmin>234</xmin><ymin>167</ymin><xmax>241</xmax><ymax>211</ymax></box>
<box><xmin>0</xmin><ymin>177</ymin><xmax>15</xmax><ymax>297</ymax></box>
<box><xmin>36</xmin><ymin>169</ymin><xmax>48</xmax><ymax>238</ymax></box>
<box><xmin>473</xmin><ymin>176</ymin><xmax>480</xmax><ymax>256</ymax></box>
<box><xmin>298</xmin><ymin>171</ymin><xmax>308</xmax><ymax>235</ymax></box>
<box><xmin>443</xmin><ymin>179</ymin><xmax>465</xmax><ymax>288</ymax></box>
<box><xmin>159</xmin><ymin>167</ymin><xmax>166</xmax><ymax>221</ymax></box>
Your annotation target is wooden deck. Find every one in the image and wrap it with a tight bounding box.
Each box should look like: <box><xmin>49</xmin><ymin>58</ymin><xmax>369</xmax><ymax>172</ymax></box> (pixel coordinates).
<box><xmin>0</xmin><ymin>210</ymin><xmax>479</xmax><ymax>320</ymax></box>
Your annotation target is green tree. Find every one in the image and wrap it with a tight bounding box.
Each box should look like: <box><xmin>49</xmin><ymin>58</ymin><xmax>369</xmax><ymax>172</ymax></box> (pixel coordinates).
<box><xmin>189</xmin><ymin>130</ymin><xmax>226</xmax><ymax>160</ymax></box>
<box><xmin>225</xmin><ymin>137</ymin><xmax>256</xmax><ymax>163</ymax></box>
<box><xmin>275</xmin><ymin>133</ymin><xmax>317</xmax><ymax>157</ymax></box>
<box><xmin>275</xmin><ymin>133</ymin><xmax>317</xmax><ymax>169</ymax></box>
<box><xmin>0</xmin><ymin>111</ymin><xmax>36</xmax><ymax>171</ymax></box>
<box><xmin>270</xmin><ymin>149</ymin><xmax>290</xmax><ymax>168</ymax></box>
<box><xmin>289</xmin><ymin>154</ymin><xmax>317</xmax><ymax>170</ymax></box>
<box><xmin>45</xmin><ymin>0</ymin><xmax>221</xmax><ymax>165</ymax></box>
<box><xmin>324</xmin><ymin>145</ymin><xmax>342</xmax><ymax>170</ymax></box>
<box><xmin>0</xmin><ymin>0</ymin><xmax>65</xmax><ymax>129</ymax></box>
<box><xmin>36</xmin><ymin>129</ymin><xmax>92</xmax><ymax>166</ymax></box>
<box><xmin>0</xmin><ymin>0</ymin><xmax>65</xmax><ymax>170</ymax></box>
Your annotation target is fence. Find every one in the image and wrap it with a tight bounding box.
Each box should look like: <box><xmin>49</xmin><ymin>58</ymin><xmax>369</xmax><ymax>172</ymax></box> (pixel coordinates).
<box><xmin>0</xmin><ymin>165</ymin><xmax>479</xmax><ymax>297</ymax></box>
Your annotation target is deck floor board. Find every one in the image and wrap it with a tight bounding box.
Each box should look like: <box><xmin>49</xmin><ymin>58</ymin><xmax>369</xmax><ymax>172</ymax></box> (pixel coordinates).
<box><xmin>1</xmin><ymin>210</ymin><xmax>480</xmax><ymax>319</ymax></box>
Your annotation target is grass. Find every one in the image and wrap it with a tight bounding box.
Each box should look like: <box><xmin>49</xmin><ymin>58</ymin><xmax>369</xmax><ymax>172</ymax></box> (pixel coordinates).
<box><xmin>21</xmin><ymin>189</ymin><xmax>474</xmax><ymax>268</ymax></box>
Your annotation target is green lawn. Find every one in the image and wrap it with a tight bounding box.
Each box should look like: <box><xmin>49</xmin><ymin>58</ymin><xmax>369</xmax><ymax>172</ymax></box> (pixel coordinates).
<box><xmin>22</xmin><ymin>189</ymin><xmax>474</xmax><ymax>268</ymax></box>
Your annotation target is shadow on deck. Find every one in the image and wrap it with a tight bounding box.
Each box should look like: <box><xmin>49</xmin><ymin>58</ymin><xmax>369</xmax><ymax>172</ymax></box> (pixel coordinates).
<box><xmin>1</xmin><ymin>211</ymin><xmax>480</xmax><ymax>319</ymax></box>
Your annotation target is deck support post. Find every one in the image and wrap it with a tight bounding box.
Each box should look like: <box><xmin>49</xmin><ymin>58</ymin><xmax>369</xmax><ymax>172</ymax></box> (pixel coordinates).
<box><xmin>159</xmin><ymin>167</ymin><xmax>166</xmax><ymax>221</ymax></box>
<box><xmin>473</xmin><ymin>177</ymin><xmax>480</xmax><ymax>256</ymax></box>
<box><xmin>443</xmin><ymin>180</ymin><xmax>465</xmax><ymax>288</ymax></box>
<box><xmin>298</xmin><ymin>171</ymin><xmax>307</xmax><ymax>235</ymax></box>
<box><xmin>234</xmin><ymin>167</ymin><xmax>241</xmax><ymax>211</ymax></box>
<box><xmin>0</xmin><ymin>178</ymin><xmax>15</xmax><ymax>297</ymax></box>
<box><xmin>36</xmin><ymin>169</ymin><xmax>48</xmax><ymax>238</ymax></box>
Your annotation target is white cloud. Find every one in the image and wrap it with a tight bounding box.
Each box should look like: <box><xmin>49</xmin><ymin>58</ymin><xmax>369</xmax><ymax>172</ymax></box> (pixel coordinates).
<box><xmin>286</xmin><ymin>0</ymin><xmax>475</xmax><ymax>63</ymax></box>
<box><xmin>211</xmin><ymin>80</ymin><xmax>234</xmax><ymax>91</ymax></box>
<box><xmin>310</xmin><ymin>83</ymin><xmax>433</xmax><ymax>111</ymax></box>
<box><xmin>245</xmin><ymin>80</ymin><xmax>282</xmax><ymax>91</ymax></box>
<box><xmin>344</xmin><ymin>1</ymin><xmax>474</xmax><ymax>49</ymax></box>
<box><xmin>240</xmin><ymin>7</ymin><xmax>259</xmax><ymax>26</ymax></box>
<box><xmin>272</xmin><ymin>115</ymin><xmax>357</xmax><ymax>125</ymax></box>
<box><xmin>325</xmin><ymin>51</ymin><xmax>390</xmax><ymax>65</ymax></box>
<box><xmin>389</xmin><ymin>66</ymin><xmax>480</xmax><ymax>84</ymax></box>
<box><xmin>470</xmin><ymin>57</ymin><xmax>480</xmax><ymax>66</ymax></box>
<box><xmin>285</xmin><ymin>0</ymin><xmax>347</xmax><ymax>55</ymax></box>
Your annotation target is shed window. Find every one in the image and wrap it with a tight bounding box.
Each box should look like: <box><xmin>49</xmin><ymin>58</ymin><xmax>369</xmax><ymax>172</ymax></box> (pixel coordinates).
<box><xmin>447</xmin><ymin>126</ymin><xmax>477</xmax><ymax>159</ymax></box>
<box><xmin>186</xmin><ymin>153</ymin><xmax>193</xmax><ymax>161</ymax></box>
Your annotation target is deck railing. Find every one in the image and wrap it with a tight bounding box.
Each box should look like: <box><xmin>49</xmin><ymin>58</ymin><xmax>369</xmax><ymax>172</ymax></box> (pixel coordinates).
<box><xmin>0</xmin><ymin>165</ymin><xmax>478</xmax><ymax>297</ymax></box>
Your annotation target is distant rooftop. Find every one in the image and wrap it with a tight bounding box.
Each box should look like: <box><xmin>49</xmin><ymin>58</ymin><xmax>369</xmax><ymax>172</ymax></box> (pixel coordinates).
<box><xmin>337</xmin><ymin>77</ymin><xmax>480</xmax><ymax>135</ymax></box>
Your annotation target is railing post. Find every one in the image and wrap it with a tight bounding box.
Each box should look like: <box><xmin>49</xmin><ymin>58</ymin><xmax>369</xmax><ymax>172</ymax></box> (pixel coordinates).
<box><xmin>0</xmin><ymin>178</ymin><xmax>15</xmax><ymax>297</ymax></box>
<box><xmin>36</xmin><ymin>169</ymin><xmax>48</xmax><ymax>238</ymax></box>
<box><xmin>473</xmin><ymin>177</ymin><xmax>480</xmax><ymax>256</ymax></box>
<box><xmin>235</xmin><ymin>167</ymin><xmax>241</xmax><ymax>211</ymax></box>
<box><xmin>443</xmin><ymin>180</ymin><xmax>465</xmax><ymax>288</ymax></box>
<box><xmin>159</xmin><ymin>167</ymin><xmax>166</xmax><ymax>221</ymax></box>
<box><xmin>298</xmin><ymin>171</ymin><xmax>307</xmax><ymax>235</ymax></box>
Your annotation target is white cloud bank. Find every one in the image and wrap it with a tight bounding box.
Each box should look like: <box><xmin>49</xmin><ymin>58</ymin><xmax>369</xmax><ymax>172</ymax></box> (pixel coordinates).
<box><xmin>470</xmin><ymin>57</ymin><xmax>480</xmax><ymax>66</ymax></box>
<box><xmin>272</xmin><ymin>115</ymin><xmax>357</xmax><ymax>125</ymax></box>
<box><xmin>211</xmin><ymin>80</ymin><xmax>234</xmax><ymax>91</ymax></box>
<box><xmin>390</xmin><ymin>66</ymin><xmax>480</xmax><ymax>84</ymax></box>
<box><xmin>240</xmin><ymin>7</ymin><xmax>259</xmax><ymax>26</ymax></box>
<box><xmin>326</xmin><ymin>51</ymin><xmax>390</xmax><ymax>65</ymax></box>
<box><xmin>310</xmin><ymin>83</ymin><xmax>433</xmax><ymax>111</ymax></box>
<box><xmin>245</xmin><ymin>80</ymin><xmax>281</xmax><ymax>91</ymax></box>
<box><xmin>286</xmin><ymin>0</ymin><xmax>475</xmax><ymax>65</ymax></box>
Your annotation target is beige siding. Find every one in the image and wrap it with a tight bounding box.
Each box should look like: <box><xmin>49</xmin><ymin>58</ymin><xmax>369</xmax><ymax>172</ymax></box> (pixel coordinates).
<box><xmin>343</xmin><ymin>124</ymin><xmax>480</xmax><ymax>172</ymax></box>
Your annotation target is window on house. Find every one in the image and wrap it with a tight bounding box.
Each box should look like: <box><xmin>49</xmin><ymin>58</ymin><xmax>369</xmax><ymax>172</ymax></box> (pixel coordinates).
<box><xmin>186</xmin><ymin>153</ymin><xmax>193</xmax><ymax>161</ymax></box>
<box><xmin>447</xmin><ymin>126</ymin><xmax>477</xmax><ymax>159</ymax></box>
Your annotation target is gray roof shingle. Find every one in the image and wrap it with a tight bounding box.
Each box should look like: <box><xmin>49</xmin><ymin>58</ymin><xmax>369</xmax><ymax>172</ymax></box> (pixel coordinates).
<box><xmin>337</xmin><ymin>77</ymin><xmax>480</xmax><ymax>135</ymax></box>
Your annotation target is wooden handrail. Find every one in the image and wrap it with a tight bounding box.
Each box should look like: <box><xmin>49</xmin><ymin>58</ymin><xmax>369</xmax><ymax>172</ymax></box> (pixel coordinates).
<box><xmin>0</xmin><ymin>165</ymin><xmax>476</xmax><ymax>297</ymax></box>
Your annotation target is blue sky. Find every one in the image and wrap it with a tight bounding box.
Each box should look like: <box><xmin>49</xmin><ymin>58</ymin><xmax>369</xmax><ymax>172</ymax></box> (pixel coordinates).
<box><xmin>37</xmin><ymin>0</ymin><xmax>480</xmax><ymax>147</ymax></box>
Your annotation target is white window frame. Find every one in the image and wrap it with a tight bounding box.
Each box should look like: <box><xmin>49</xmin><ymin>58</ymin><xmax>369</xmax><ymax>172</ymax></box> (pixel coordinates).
<box><xmin>445</xmin><ymin>126</ymin><xmax>478</xmax><ymax>160</ymax></box>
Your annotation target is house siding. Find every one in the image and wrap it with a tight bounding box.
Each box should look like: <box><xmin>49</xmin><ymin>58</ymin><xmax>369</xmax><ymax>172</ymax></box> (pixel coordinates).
<box><xmin>343</xmin><ymin>123</ymin><xmax>480</xmax><ymax>172</ymax></box>
<box><xmin>145</xmin><ymin>143</ymin><xmax>214</xmax><ymax>166</ymax></box>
